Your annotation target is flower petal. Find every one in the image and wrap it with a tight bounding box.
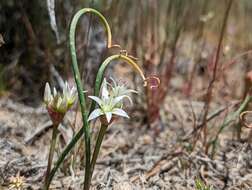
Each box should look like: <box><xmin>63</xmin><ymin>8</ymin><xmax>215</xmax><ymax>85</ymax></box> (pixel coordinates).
<box><xmin>44</xmin><ymin>82</ymin><xmax>52</xmax><ymax>104</ymax></box>
<box><xmin>67</xmin><ymin>87</ymin><xmax>77</xmax><ymax>106</ymax></box>
<box><xmin>63</xmin><ymin>81</ymin><xmax>68</xmax><ymax>96</ymax></box>
<box><xmin>105</xmin><ymin>112</ymin><xmax>112</xmax><ymax>123</ymax></box>
<box><xmin>121</xmin><ymin>95</ymin><xmax>133</xmax><ymax>105</ymax></box>
<box><xmin>69</xmin><ymin>85</ymin><xmax>76</xmax><ymax>97</ymax></box>
<box><xmin>101</xmin><ymin>79</ymin><xmax>110</xmax><ymax>100</ymax></box>
<box><xmin>53</xmin><ymin>87</ymin><xmax>57</xmax><ymax>97</ymax></box>
<box><xmin>112</xmin><ymin>108</ymin><xmax>129</xmax><ymax>118</ymax></box>
<box><xmin>58</xmin><ymin>96</ymin><xmax>68</xmax><ymax>112</ymax></box>
<box><xmin>110</xmin><ymin>77</ymin><xmax>117</xmax><ymax>87</ymax></box>
<box><xmin>88</xmin><ymin>96</ymin><xmax>103</xmax><ymax>107</ymax></box>
<box><xmin>125</xmin><ymin>89</ymin><xmax>138</xmax><ymax>94</ymax></box>
<box><xmin>111</xmin><ymin>95</ymin><xmax>130</xmax><ymax>106</ymax></box>
<box><xmin>56</xmin><ymin>96</ymin><xmax>62</xmax><ymax>110</ymax></box>
<box><xmin>88</xmin><ymin>109</ymin><xmax>104</xmax><ymax>121</ymax></box>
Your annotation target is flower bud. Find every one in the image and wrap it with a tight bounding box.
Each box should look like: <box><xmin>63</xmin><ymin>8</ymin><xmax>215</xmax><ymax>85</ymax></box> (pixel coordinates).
<box><xmin>43</xmin><ymin>81</ymin><xmax>77</xmax><ymax>125</ymax></box>
<box><xmin>44</xmin><ymin>82</ymin><xmax>52</xmax><ymax>104</ymax></box>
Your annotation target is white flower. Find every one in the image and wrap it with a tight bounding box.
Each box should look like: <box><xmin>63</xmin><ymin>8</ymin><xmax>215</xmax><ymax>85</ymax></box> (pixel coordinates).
<box><xmin>43</xmin><ymin>81</ymin><xmax>77</xmax><ymax>114</ymax></box>
<box><xmin>101</xmin><ymin>78</ymin><xmax>110</xmax><ymax>100</ymax></box>
<box><xmin>110</xmin><ymin>77</ymin><xmax>137</xmax><ymax>104</ymax></box>
<box><xmin>88</xmin><ymin>96</ymin><xmax>129</xmax><ymax>123</ymax></box>
<box><xmin>63</xmin><ymin>81</ymin><xmax>77</xmax><ymax>106</ymax></box>
<box><xmin>88</xmin><ymin>78</ymin><xmax>136</xmax><ymax>124</ymax></box>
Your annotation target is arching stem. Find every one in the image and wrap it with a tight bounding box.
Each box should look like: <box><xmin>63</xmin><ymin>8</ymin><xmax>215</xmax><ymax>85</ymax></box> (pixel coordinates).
<box><xmin>69</xmin><ymin>8</ymin><xmax>112</xmax><ymax>190</ymax></box>
<box><xmin>90</xmin><ymin>54</ymin><xmax>146</xmax><ymax>112</ymax></box>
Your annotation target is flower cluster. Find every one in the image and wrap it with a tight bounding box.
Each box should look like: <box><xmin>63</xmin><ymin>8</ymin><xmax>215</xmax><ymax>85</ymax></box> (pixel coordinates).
<box><xmin>88</xmin><ymin>78</ymin><xmax>137</xmax><ymax>124</ymax></box>
<box><xmin>44</xmin><ymin>81</ymin><xmax>77</xmax><ymax>125</ymax></box>
<box><xmin>9</xmin><ymin>172</ymin><xmax>25</xmax><ymax>190</ymax></box>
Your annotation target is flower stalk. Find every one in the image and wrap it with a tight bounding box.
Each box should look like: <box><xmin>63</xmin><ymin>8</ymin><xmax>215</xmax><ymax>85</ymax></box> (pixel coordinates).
<box><xmin>42</xmin><ymin>81</ymin><xmax>76</xmax><ymax>189</ymax></box>
<box><xmin>90</xmin><ymin>124</ymin><xmax>108</xmax><ymax>183</ymax></box>
<box><xmin>86</xmin><ymin>77</ymin><xmax>139</xmax><ymax>185</ymax></box>
<box><xmin>43</xmin><ymin>125</ymin><xmax>58</xmax><ymax>190</ymax></box>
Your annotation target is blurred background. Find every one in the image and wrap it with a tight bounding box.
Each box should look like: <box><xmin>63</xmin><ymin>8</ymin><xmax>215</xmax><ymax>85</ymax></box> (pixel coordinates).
<box><xmin>0</xmin><ymin>0</ymin><xmax>252</xmax><ymax>115</ymax></box>
<box><xmin>2</xmin><ymin>1</ymin><xmax>252</xmax><ymax>189</ymax></box>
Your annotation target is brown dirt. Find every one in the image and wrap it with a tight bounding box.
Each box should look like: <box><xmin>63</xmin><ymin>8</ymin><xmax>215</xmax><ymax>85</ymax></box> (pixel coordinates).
<box><xmin>0</xmin><ymin>96</ymin><xmax>252</xmax><ymax>190</ymax></box>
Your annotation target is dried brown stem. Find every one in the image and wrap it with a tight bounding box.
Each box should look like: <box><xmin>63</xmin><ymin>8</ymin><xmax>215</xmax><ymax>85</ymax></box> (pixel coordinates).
<box><xmin>194</xmin><ymin>0</ymin><xmax>233</xmax><ymax>153</ymax></box>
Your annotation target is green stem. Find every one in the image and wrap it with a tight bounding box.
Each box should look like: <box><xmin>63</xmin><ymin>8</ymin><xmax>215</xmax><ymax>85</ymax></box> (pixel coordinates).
<box><xmin>69</xmin><ymin>11</ymin><xmax>90</xmax><ymax>190</ymax></box>
<box><xmin>43</xmin><ymin>125</ymin><xmax>58</xmax><ymax>190</ymax></box>
<box><xmin>86</xmin><ymin>54</ymin><xmax>146</xmax><ymax>186</ymax></box>
<box><xmin>68</xmin><ymin>8</ymin><xmax>112</xmax><ymax>190</ymax></box>
<box><xmin>44</xmin><ymin>127</ymin><xmax>84</xmax><ymax>190</ymax></box>
<box><xmin>210</xmin><ymin>95</ymin><xmax>252</xmax><ymax>157</ymax></box>
<box><xmin>90</xmin><ymin>124</ymin><xmax>108</xmax><ymax>182</ymax></box>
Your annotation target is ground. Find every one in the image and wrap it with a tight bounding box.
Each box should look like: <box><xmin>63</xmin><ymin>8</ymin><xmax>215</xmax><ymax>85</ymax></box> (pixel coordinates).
<box><xmin>0</xmin><ymin>95</ymin><xmax>252</xmax><ymax>190</ymax></box>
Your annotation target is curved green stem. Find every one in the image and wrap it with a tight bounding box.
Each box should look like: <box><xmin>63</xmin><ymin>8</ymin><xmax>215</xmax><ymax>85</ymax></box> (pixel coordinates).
<box><xmin>44</xmin><ymin>8</ymin><xmax>112</xmax><ymax>190</ymax></box>
<box><xmin>43</xmin><ymin>125</ymin><xmax>58</xmax><ymax>190</ymax></box>
<box><xmin>90</xmin><ymin>54</ymin><xmax>146</xmax><ymax>112</ymax></box>
<box><xmin>89</xmin><ymin>124</ymin><xmax>108</xmax><ymax>184</ymax></box>
<box><xmin>69</xmin><ymin>8</ymin><xmax>112</xmax><ymax>190</ymax></box>
<box><xmin>70</xmin><ymin>8</ymin><xmax>114</xmax><ymax>190</ymax></box>
<box><xmin>70</xmin><ymin>8</ymin><xmax>112</xmax><ymax>49</ymax></box>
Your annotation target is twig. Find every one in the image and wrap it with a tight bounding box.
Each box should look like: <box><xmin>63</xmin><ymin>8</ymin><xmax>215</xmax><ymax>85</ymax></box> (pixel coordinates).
<box><xmin>25</xmin><ymin>121</ymin><xmax>53</xmax><ymax>145</ymax></box>
<box><xmin>130</xmin><ymin>149</ymin><xmax>183</xmax><ymax>183</ymax></box>
<box><xmin>199</xmin><ymin>0</ymin><xmax>233</xmax><ymax>152</ymax></box>
<box><xmin>182</xmin><ymin>101</ymin><xmax>239</xmax><ymax>141</ymax></box>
